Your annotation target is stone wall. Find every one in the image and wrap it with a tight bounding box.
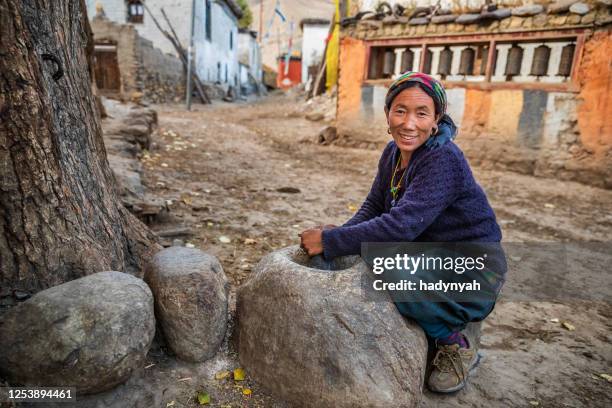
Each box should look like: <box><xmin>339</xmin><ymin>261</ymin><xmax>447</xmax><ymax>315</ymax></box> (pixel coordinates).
<box><xmin>91</xmin><ymin>17</ymin><xmax>184</xmax><ymax>103</ymax></box>
<box><xmin>335</xmin><ymin>3</ymin><xmax>612</xmax><ymax>188</ymax></box>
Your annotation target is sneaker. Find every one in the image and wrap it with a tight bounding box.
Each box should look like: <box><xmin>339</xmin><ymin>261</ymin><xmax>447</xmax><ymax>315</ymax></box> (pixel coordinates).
<box><xmin>427</xmin><ymin>340</ymin><xmax>480</xmax><ymax>393</ymax></box>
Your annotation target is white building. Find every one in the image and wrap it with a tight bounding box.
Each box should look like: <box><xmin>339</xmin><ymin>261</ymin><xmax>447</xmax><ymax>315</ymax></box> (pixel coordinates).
<box><xmin>238</xmin><ymin>29</ymin><xmax>263</xmax><ymax>95</ymax></box>
<box><xmin>299</xmin><ymin>18</ymin><xmax>329</xmax><ymax>86</ymax></box>
<box><xmin>86</xmin><ymin>0</ymin><xmax>243</xmax><ymax>89</ymax></box>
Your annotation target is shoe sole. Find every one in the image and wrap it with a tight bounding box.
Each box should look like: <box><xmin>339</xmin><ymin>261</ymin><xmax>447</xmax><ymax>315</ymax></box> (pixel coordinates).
<box><xmin>427</xmin><ymin>351</ymin><xmax>482</xmax><ymax>394</ymax></box>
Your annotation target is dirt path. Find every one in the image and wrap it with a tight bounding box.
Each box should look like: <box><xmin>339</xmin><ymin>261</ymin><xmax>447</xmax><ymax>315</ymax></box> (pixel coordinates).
<box><xmin>131</xmin><ymin>93</ymin><xmax>611</xmax><ymax>407</ymax></box>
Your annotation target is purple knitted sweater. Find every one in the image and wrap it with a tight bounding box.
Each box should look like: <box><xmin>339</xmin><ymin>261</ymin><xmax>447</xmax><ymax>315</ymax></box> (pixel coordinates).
<box><xmin>321</xmin><ymin>141</ymin><xmax>502</xmax><ymax>260</ymax></box>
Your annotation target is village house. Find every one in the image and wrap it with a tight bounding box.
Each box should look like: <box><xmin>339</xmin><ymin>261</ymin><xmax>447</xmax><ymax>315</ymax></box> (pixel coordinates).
<box><xmin>238</xmin><ymin>29</ymin><xmax>264</xmax><ymax>95</ymax></box>
<box><xmin>300</xmin><ymin>18</ymin><xmax>331</xmax><ymax>87</ymax></box>
<box><xmin>335</xmin><ymin>0</ymin><xmax>612</xmax><ymax>188</ymax></box>
<box><xmin>86</xmin><ymin>0</ymin><xmax>244</xmax><ymax>99</ymax></box>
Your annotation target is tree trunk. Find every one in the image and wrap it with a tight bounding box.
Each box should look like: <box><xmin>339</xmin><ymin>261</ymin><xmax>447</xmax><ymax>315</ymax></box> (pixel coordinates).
<box><xmin>0</xmin><ymin>0</ymin><xmax>158</xmax><ymax>296</ymax></box>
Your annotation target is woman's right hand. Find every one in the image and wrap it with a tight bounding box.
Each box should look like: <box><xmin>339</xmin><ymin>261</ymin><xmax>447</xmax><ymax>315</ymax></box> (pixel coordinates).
<box><xmin>315</xmin><ymin>224</ymin><xmax>337</xmax><ymax>231</ymax></box>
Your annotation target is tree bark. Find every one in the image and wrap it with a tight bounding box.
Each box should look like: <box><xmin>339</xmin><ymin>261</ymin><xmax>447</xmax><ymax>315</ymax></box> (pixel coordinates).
<box><xmin>0</xmin><ymin>0</ymin><xmax>158</xmax><ymax>295</ymax></box>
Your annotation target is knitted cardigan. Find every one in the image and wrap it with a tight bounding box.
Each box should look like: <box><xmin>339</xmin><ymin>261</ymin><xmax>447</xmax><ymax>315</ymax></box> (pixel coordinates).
<box><xmin>321</xmin><ymin>140</ymin><xmax>502</xmax><ymax>260</ymax></box>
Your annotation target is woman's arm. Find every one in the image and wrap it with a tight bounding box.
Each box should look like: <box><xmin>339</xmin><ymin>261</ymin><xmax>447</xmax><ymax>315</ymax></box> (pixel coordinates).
<box><xmin>321</xmin><ymin>146</ymin><xmax>467</xmax><ymax>260</ymax></box>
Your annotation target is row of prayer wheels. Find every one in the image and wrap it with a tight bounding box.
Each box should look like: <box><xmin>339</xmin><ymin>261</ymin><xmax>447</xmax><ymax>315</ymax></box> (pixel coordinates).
<box><xmin>372</xmin><ymin>43</ymin><xmax>575</xmax><ymax>79</ymax></box>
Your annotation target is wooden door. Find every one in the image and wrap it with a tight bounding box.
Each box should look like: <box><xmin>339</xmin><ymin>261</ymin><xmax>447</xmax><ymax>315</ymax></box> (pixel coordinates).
<box><xmin>93</xmin><ymin>44</ymin><xmax>121</xmax><ymax>92</ymax></box>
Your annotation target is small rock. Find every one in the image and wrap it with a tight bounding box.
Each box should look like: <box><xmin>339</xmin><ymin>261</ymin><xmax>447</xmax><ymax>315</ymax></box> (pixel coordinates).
<box><xmin>569</xmin><ymin>2</ymin><xmax>590</xmax><ymax>15</ymax></box>
<box><xmin>318</xmin><ymin>126</ymin><xmax>337</xmax><ymax>145</ymax></box>
<box><xmin>431</xmin><ymin>14</ymin><xmax>457</xmax><ymax>24</ymax></box>
<box><xmin>145</xmin><ymin>247</ymin><xmax>228</xmax><ymax>362</ymax></box>
<box><xmin>305</xmin><ymin>112</ymin><xmax>324</xmax><ymax>121</ymax></box>
<box><xmin>218</xmin><ymin>235</ymin><xmax>232</xmax><ymax>243</ymax></box>
<box><xmin>512</xmin><ymin>5</ymin><xmax>545</xmax><ymax>17</ymax></box>
<box><xmin>456</xmin><ymin>13</ymin><xmax>481</xmax><ymax>24</ymax></box>
<box><xmin>0</xmin><ymin>272</ymin><xmax>155</xmax><ymax>394</ymax></box>
<box><xmin>481</xmin><ymin>9</ymin><xmax>511</xmax><ymax>20</ymax></box>
<box><xmin>408</xmin><ymin>17</ymin><xmax>430</xmax><ymax>25</ymax></box>
<box><xmin>548</xmin><ymin>0</ymin><xmax>579</xmax><ymax>14</ymax></box>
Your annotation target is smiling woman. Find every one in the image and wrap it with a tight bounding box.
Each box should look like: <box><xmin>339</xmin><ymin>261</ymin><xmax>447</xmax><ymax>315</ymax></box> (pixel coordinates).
<box><xmin>299</xmin><ymin>71</ymin><xmax>505</xmax><ymax>394</ymax></box>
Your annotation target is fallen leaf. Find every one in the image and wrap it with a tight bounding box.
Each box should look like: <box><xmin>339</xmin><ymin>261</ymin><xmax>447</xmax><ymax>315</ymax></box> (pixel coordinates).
<box><xmin>529</xmin><ymin>401</ymin><xmax>539</xmax><ymax>407</ymax></box>
<box><xmin>550</xmin><ymin>318</ymin><xmax>559</xmax><ymax>323</ymax></box>
<box><xmin>233</xmin><ymin>367</ymin><xmax>246</xmax><ymax>381</ymax></box>
<box><xmin>215</xmin><ymin>370</ymin><xmax>231</xmax><ymax>380</ymax></box>
<box><xmin>166</xmin><ymin>401</ymin><xmax>175</xmax><ymax>407</ymax></box>
<box><xmin>562</xmin><ymin>321</ymin><xmax>576</xmax><ymax>331</ymax></box>
<box><xmin>544</xmin><ymin>203</ymin><xmax>555</xmax><ymax>209</ymax></box>
<box><xmin>196</xmin><ymin>391</ymin><xmax>210</xmax><ymax>405</ymax></box>
<box><xmin>244</xmin><ymin>238</ymin><xmax>257</xmax><ymax>245</ymax></box>
<box><xmin>219</xmin><ymin>236</ymin><xmax>231</xmax><ymax>244</ymax></box>
<box><xmin>600</xmin><ymin>373</ymin><xmax>612</xmax><ymax>382</ymax></box>
<box><xmin>242</xmin><ymin>388</ymin><xmax>252</xmax><ymax>396</ymax></box>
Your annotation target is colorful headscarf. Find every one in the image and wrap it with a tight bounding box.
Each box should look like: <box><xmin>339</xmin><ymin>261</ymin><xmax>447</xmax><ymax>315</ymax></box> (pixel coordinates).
<box><xmin>385</xmin><ymin>71</ymin><xmax>457</xmax><ymax>149</ymax></box>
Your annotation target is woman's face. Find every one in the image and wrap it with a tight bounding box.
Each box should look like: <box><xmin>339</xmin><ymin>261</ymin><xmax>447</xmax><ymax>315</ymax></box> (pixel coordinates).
<box><xmin>385</xmin><ymin>86</ymin><xmax>438</xmax><ymax>156</ymax></box>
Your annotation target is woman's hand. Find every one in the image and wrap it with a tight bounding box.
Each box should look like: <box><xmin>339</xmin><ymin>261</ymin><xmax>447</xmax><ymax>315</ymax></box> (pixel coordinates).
<box><xmin>298</xmin><ymin>228</ymin><xmax>324</xmax><ymax>256</ymax></box>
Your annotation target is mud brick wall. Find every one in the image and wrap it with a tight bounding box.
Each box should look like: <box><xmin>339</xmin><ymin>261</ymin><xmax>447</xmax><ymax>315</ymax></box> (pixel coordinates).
<box><xmin>336</xmin><ymin>6</ymin><xmax>612</xmax><ymax>188</ymax></box>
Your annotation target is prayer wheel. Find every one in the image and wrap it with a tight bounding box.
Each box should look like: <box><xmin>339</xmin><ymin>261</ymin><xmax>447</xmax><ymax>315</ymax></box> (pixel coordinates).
<box><xmin>383</xmin><ymin>50</ymin><xmax>396</xmax><ymax>77</ymax></box>
<box><xmin>530</xmin><ymin>44</ymin><xmax>551</xmax><ymax>77</ymax></box>
<box><xmin>438</xmin><ymin>47</ymin><xmax>452</xmax><ymax>76</ymax></box>
<box><xmin>368</xmin><ymin>49</ymin><xmax>380</xmax><ymax>79</ymax></box>
<box><xmin>458</xmin><ymin>47</ymin><xmax>475</xmax><ymax>76</ymax></box>
<box><xmin>480</xmin><ymin>46</ymin><xmax>497</xmax><ymax>76</ymax></box>
<box><xmin>505</xmin><ymin>45</ymin><xmax>523</xmax><ymax>77</ymax></box>
<box><xmin>401</xmin><ymin>49</ymin><xmax>414</xmax><ymax>73</ymax></box>
<box><xmin>422</xmin><ymin>49</ymin><xmax>433</xmax><ymax>74</ymax></box>
<box><xmin>558</xmin><ymin>43</ymin><xmax>575</xmax><ymax>77</ymax></box>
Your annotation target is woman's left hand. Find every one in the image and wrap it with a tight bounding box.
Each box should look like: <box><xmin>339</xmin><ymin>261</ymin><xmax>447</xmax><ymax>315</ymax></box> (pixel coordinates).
<box><xmin>298</xmin><ymin>228</ymin><xmax>324</xmax><ymax>256</ymax></box>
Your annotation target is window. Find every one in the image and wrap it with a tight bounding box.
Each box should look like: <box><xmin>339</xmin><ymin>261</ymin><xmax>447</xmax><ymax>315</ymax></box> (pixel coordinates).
<box><xmin>205</xmin><ymin>0</ymin><xmax>211</xmax><ymax>41</ymax></box>
<box><xmin>127</xmin><ymin>0</ymin><xmax>144</xmax><ymax>24</ymax></box>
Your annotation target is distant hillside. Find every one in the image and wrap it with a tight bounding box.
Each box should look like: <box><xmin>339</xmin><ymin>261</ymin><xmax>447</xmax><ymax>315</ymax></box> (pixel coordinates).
<box><xmin>247</xmin><ymin>0</ymin><xmax>334</xmax><ymax>69</ymax></box>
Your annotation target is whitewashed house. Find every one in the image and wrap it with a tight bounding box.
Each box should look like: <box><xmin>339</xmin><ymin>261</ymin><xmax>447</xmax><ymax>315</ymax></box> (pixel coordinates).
<box><xmin>86</xmin><ymin>0</ymin><xmax>243</xmax><ymax>90</ymax></box>
<box><xmin>299</xmin><ymin>18</ymin><xmax>330</xmax><ymax>86</ymax></box>
<box><xmin>238</xmin><ymin>29</ymin><xmax>263</xmax><ymax>95</ymax></box>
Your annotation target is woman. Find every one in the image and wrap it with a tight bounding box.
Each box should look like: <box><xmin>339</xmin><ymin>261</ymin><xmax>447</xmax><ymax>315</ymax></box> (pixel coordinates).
<box><xmin>299</xmin><ymin>71</ymin><xmax>504</xmax><ymax>393</ymax></box>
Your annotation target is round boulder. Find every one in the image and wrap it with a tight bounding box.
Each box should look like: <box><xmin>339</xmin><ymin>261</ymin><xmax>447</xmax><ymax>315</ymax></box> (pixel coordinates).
<box><xmin>145</xmin><ymin>247</ymin><xmax>228</xmax><ymax>362</ymax></box>
<box><xmin>0</xmin><ymin>271</ymin><xmax>155</xmax><ymax>394</ymax></box>
<box><xmin>236</xmin><ymin>246</ymin><xmax>427</xmax><ymax>408</ymax></box>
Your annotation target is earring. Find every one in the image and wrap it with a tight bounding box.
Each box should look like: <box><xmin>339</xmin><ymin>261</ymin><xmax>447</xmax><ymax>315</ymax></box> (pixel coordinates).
<box><xmin>431</xmin><ymin>126</ymin><xmax>438</xmax><ymax>135</ymax></box>
<box><xmin>387</xmin><ymin>127</ymin><xmax>391</xmax><ymax>134</ymax></box>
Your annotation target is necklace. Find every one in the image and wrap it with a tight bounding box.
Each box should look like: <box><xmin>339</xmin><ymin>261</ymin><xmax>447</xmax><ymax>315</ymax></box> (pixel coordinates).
<box><xmin>390</xmin><ymin>154</ymin><xmax>408</xmax><ymax>206</ymax></box>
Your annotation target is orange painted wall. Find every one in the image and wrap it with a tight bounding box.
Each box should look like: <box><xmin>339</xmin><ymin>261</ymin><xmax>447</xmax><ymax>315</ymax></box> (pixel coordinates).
<box><xmin>577</xmin><ymin>30</ymin><xmax>612</xmax><ymax>155</ymax></box>
<box><xmin>461</xmin><ymin>89</ymin><xmax>491</xmax><ymax>137</ymax></box>
<box><xmin>337</xmin><ymin>36</ymin><xmax>367</xmax><ymax>123</ymax></box>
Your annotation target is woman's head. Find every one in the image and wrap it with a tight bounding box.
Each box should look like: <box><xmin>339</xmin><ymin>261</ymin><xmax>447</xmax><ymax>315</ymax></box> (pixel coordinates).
<box><xmin>384</xmin><ymin>72</ymin><xmax>456</xmax><ymax>155</ymax></box>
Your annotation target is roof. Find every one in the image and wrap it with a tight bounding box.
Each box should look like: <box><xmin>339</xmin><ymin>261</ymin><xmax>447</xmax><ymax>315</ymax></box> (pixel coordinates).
<box><xmin>222</xmin><ymin>0</ymin><xmax>243</xmax><ymax>20</ymax></box>
<box><xmin>238</xmin><ymin>28</ymin><xmax>258</xmax><ymax>39</ymax></box>
<box><xmin>299</xmin><ymin>18</ymin><xmax>331</xmax><ymax>31</ymax></box>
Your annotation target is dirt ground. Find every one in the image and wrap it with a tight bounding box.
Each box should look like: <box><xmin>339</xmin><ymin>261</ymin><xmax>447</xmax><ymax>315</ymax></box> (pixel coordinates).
<box><xmin>74</xmin><ymin>92</ymin><xmax>611</xmax><ymax>408</ymax></box>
